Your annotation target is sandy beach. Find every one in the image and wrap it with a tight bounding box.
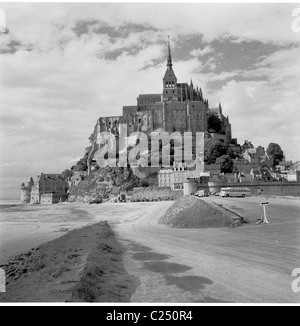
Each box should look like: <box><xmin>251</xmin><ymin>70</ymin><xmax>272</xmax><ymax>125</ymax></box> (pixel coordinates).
<box><xmin>0</xmin><ymin>203</ymin><xmax>95</xmax><ymax>264</ymax></box>
<box><xmin>0</xmin><ymin>198</ymin><xmax>299</xmax><ymax>303</ymax></box>
<box><xmin>0</xmin><ymin>201</ymin><xmax>173</xmax><ymax>265</ymax></box>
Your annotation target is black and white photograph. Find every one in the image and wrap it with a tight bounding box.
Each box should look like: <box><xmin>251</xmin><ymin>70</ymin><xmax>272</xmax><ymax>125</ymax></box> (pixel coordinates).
<box><xmin>0</xmin><ymin>1</ymin><xmax>300</xmax><ymax>307</ymax></box>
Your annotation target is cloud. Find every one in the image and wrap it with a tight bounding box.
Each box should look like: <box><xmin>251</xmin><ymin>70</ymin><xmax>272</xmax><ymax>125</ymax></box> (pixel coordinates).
<box><xmin>190</xmin><ymin>45</ymin><xmax>214</xmax><ymax>57</ymax></box>
<box><xmin>208</xmin><ymin>46</ymin><xmax>300</xmax><ymax>161</ymax></box>
<box><xmin>0</xmin><ymin>3</ymin><xmax>300</xmax><ymax>200</ymax></box>
<box><xmin>0</xmin><ymin>25</ymin><xmax>170</xmax><ymax>201</ymax></box>
<box><xmin>2</xmin><ymin>3</ymin><xmax>300</xmax><ymax>48</ymax></box>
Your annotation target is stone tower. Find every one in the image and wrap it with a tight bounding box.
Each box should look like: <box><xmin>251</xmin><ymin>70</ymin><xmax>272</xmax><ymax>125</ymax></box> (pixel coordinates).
<box><xmin>20</xmin><ymin>177</ymin><xmax>34</xmax><ymax>204</ymax></box>
<box><xmin>162</xmin><ymin>36</ymin><xmax>178</xmax><ymax>102</ymax></box>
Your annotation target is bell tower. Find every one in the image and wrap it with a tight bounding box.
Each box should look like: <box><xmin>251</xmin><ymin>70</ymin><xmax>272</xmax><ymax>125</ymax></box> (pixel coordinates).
<box><xmin>163</xmin><ymin>36</ymin><xmax>178</xmax><ymax>102</ymax></box>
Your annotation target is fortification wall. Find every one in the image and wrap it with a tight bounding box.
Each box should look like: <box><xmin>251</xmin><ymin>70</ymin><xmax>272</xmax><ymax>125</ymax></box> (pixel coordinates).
<box><xmin>132</xmin><ymin>186</ymin><xmax>182</xmax><ymax>201</ymax></box>
<box><xmin>183</xmin><ymin>180</ymin><xmax>197</xmax><ymax>196</ymax></box>
<box><xmin>30</xmin><ymin>189</ymin><xmax>40</xmax><ymax>204</ymax></box>
<box><xmin>208</xmin><ymin>181</ymin><xmax>300</xmax><ymax>197</ymax></box>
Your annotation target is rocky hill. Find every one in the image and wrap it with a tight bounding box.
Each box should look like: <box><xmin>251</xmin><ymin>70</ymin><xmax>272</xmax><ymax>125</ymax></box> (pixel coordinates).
<box><xmin>68</xmin><ymin>166</ymin><xmax>159</xmax><ymax>203</ymax></box>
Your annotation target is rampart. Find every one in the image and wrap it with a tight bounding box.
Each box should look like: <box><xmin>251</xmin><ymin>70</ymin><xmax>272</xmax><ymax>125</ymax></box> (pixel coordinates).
<box><xmin>131</xmin><ymin>186</ymin><xmax>182</xmax><ymax>201</ymax></box>
<box><xmin>207</xmin><ymin>181</ymin><xmax>300</xmax><ymax>197</ymax></box>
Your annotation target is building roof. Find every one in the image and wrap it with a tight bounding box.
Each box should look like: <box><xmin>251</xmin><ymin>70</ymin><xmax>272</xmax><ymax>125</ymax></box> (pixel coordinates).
<box><xmin>38</xmin><ymin>173</ymin><xmax>66</xmax><ymax>182</ymax></box>
<box><xmin>138</xmin><ymin>94</ymin><xmax>161</xmax><ymax>99</ymax></box>
<box><xmin>158</xmin><ymin>168</ymin><xmax>173</xmax><ymax>173</ymax></box>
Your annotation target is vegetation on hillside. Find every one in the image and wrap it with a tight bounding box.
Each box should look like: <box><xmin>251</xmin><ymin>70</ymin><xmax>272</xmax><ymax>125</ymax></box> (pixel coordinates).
<box><xmin>204</xmin><ymin>140</ymin><xmax>229</xmax><ymax>164</ymax></box>
<box><xmin>219</xmin><ymin>155</ymin><xmax>234</xmax><ymax>173</ymax></box>
<box><xmin>207</xmin><ymin>114</ymin><xmax>223</xmax><ymax>133</ymax></box>
<box><xmin>267</xmin><ymin>143</ymin><xmax>284</xmax><ymax>166</ymax></box>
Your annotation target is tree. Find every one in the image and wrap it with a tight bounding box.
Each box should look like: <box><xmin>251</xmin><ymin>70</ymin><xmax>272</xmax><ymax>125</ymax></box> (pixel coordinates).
<box><xmin>220</xmin><ymin>155</ymin><xmax>234</xmax><ymax>173</ymax></box>
<box><xmin>72</xmin><ymin>152</ymin><xmax>88</xmax><ymax>172</ymax></box>
<box><xmin>205</xmin><ymin>140</ymin><xmax>229</xmax><ymax>164</ymax></box>
<box><xmin>207</xmin><ymin>114</ymin><xmax>223</xmax><ymax>133</ymax></box>
<box><xmin>227</xmin><ymin>147</ymin><xmax>237</xmax><ymax>159</ymax></box>
<box><xmin>266</xmin><ymin>143</ymin><xmax>284</xmax><ymax>165</ymax></box>
<box><xmin>61</xmin><ymin>169</ymin><xmax>72</xmax><ymax>180</ymax></box>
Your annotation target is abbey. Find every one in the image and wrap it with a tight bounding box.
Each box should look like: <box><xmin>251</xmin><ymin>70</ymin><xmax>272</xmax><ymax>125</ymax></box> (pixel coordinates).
<box><xmin>89</xmin><ymin>38</ymin><xmax>231</xmax><ymax>144</ymax></box>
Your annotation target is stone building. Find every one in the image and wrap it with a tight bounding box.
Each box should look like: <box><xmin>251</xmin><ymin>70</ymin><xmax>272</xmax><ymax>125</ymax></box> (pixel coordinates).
<box><xmin>40</xmin><ymin>193</ymin><xmax>62</xmax><ymax>205</ymax></box>
<box><xmin>158</xmin><ymin>168</ymin><xmax>174</xmax><ymax>189</ymax></box>
<box><xmin>88</xmin><ymin>38</ymin><xmax>232</xmax><ymax>156</ymax></box>
<box><xmin>250</xmin><ymin>168</ymin><xmax>274</xmax><ymax>181</ymax></box>
<box><xmin>173</xmin><ymin>163</ymin><xmax>188</xmax><ymax>190</ymax></box>
<box><xmin>20</xmin><ymin>173</ymin><xmax>68</xmax><ymax>204</ymax></box>
<box><xmin>242</xmin><ymin>146</ymin><xmax>273</xmax><ymax>169</ymax></box>
<box><xmin>158</xmin><ymin>162</ymin><xmax>208</xmax><ymax>190</ymax></box>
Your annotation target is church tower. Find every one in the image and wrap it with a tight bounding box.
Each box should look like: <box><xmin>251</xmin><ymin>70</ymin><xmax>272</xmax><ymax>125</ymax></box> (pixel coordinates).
<box><xmin>163</xmin><ymin>36</ymin><xmax>178</xmax><ymax>102</ymax></box>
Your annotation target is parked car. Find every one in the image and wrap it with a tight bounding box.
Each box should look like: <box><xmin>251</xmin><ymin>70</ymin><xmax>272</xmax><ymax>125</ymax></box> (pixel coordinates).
<box><xmin>195</xmin><ymin>190</ymin><xmax>205</xmax><ymax>197</ymax></box>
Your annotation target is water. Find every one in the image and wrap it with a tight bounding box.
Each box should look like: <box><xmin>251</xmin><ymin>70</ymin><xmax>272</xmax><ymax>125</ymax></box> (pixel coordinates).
<box><xmin>0</xmin><ymin>199</ymin><xmax>20</xmax><ymax>206</ymax></box>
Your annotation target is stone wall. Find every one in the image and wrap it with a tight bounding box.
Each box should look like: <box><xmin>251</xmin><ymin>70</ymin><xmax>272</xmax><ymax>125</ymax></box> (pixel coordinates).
<box><xmin>41</xmin><ymin>194</ymin><xmax>60</xmax><ymax>205</ymax></box>
<box><xmin>208</xmin><ymin>181</ymin><xmax>300</xmax><ymax>197</ymax></box>
<box><xmin>131</xmin><ymin>186</ymin><xmax>182</xmax><ymax>201</ymax></box>
<box><xmin>183</xmin><ymin>180</ymin><xmax>197</xmax><ymax>196</ymax></box>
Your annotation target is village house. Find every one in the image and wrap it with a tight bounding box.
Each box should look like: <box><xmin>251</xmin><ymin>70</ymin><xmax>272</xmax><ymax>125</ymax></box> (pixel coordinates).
<box><xmin>20</xmin><ymin>173</ymin><xmax>68</xmax><ymax>204</ymax></box>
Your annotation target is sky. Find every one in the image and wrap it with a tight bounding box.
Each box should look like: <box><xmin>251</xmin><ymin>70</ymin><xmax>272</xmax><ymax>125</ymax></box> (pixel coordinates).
<box><xmin>0</xmin><ymin>2</ymin><xmax>300</xmax><ymax>200</ymax></box>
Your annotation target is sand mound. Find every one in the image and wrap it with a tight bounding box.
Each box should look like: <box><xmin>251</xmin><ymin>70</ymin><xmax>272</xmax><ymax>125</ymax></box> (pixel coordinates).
<box><xmin>160</xmin><ymin>196</ymin><xmax>232</xmax><ymax>228</ymax></box>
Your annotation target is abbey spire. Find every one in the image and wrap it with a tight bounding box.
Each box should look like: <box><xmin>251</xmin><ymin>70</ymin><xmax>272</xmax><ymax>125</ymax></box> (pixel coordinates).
<box><xmin>163</xmin><ymin>36</ymin><xmax>178</xmax><ymax>101</ymax></box>
<box><xmin>167</xmin><ymin>35</ymin><xmax>173</xmax><ymax>70</ymax></box>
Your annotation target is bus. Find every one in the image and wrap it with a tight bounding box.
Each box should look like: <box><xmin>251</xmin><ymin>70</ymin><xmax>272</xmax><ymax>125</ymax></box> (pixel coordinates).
<box><xmin>219</xmin><ymin>187</ymin><xmax>251</xmax><ymax>198</ymax></box>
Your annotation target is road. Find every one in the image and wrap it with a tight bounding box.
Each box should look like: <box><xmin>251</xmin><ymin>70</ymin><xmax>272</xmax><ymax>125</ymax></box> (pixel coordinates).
<box><xmin>112</xmin><ymin>196</ymin><xmax>300</xmax><ymax>303</ymax></box>
<box><xmin>0</xmin><ymin>197</ymin><xmax>299</xmax><ymax>303</ymax></box>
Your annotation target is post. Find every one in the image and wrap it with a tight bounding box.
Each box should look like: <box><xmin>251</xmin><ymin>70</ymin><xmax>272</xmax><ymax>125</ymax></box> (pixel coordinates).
<box><xmin>262</xmin><ymin>205</ymin><xmax>269</xmax><ymax>224</ymax></box>
<box><xmin>257</xmin><ymin>201</ymin><xmax>270</xmax><ymax>225</ymax></box>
